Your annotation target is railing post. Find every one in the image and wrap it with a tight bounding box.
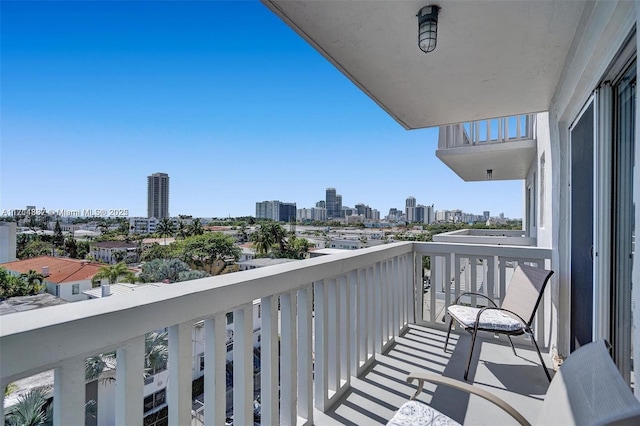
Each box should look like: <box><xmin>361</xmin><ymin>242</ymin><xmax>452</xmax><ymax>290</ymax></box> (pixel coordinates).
<box><xmin>53</xmin><ymin>357</ymin><xmax>85</xmax><ymax>426</ymax></box>
<box><xmin>349</xmin><ymin>270</ymin><xmax>358</xmax><ymax>375</ymax></box>
<box><xmin>233</xmin><ymin>304</ymin><xmax>254</xmax><ymax>426</ymax></box>
<box><xmin>327</xmin><ymin>278</ymin><xmax>339</xmax><ymax>390</ymax></box>
<box><xmin>374</xmin><ymin>262</ymin><xmax>383</xmax><ymax>354</ymax></box>
<box><xmin>358</xmin><ymin>268</ymin><xmax>367</xmax><ymax>367</ymax></box>
<box><xmin>280</xmin><ymin>292</ymin><xmax>297</xmax><ymax>426</ymax></box>
<box><xmin>367</xmin><ymin>266</ymin><xmax>375</xmax><ymax>357</ymax></box>
<box><xmin>204</xmin><ymin>314</ymin><xmax>226</xmax><ymax>426</ymax></box>
<box><xmin>115</xmin><ymin>337</ymin><xmax>145</xmax><ymax>426</ymax></box>
<box><xmin>339</xmin><ymin>275</ymin><xmax>351</xmax><ymax>383</ymax></box>
<box><xmin>313</xmin><ymin>280</ymin><xmax>329</xmax><ymax>411</ymax></box>
<box><xmin>168</xmin><ymin>321</ymin><xmax>192</xmax><ymax>426</ymax></box>
<box><xmin>297</xmin><ymin>286</ymin><xmax>313</xmax><ymax>424</ymax></box>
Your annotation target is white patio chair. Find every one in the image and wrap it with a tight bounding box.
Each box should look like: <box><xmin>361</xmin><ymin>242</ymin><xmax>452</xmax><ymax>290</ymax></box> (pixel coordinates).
<box><xmin>444</xmin><ymin>264</ymin><xmax>554</xmax><ymax>381</ymax></box>
<box><xmin>388</xmin><ymin>340</ymin><xmax>640</xmax><ymax>426</ymax></box>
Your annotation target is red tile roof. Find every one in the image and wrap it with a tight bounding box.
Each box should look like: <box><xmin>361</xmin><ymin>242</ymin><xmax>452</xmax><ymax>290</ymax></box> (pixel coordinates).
<box><xmin>1</xmin><ymin>256</ymin><xmax>104</xmax><ymax>284</ymax></box>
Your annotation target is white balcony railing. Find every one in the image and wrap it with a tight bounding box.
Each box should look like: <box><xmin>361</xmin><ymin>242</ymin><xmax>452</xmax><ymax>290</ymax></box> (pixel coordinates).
<box><xmin>438</xmin><ymin>114</ymin><xmax>537</xmax><ymax>149</ymax></box>
<box><xmin>0</xmin><ymin>241</ymin><xmax>551</xmax><ymax>425</ymax></box>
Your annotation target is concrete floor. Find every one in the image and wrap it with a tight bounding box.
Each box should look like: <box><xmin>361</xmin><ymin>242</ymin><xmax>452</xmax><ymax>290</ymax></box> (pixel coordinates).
<box><xmin>315</xmin><ymin>324</ymin><xmax>552</xmax><ymax>425</ymax></box>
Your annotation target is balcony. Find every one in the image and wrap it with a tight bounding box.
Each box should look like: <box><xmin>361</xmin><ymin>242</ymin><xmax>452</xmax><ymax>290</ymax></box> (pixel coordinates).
<box><xmin>1</xmin><ymin>241</ymin><xmax>552</xmax><ymax>425</ymax></box>
<box><xmin>436</xmin><ymin>115</ymin><xmax>537</xmax><ymax>182</ymax></box>
<box><xmin>433</xmin><ymin>229</ymin><xmax>536</xmax><ymax>247</ymax></box>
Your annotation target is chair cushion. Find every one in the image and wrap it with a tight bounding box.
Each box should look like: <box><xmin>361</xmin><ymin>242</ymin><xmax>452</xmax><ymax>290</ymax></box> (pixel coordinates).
<box><xmin>447</xmin><ymin>305</ymin><xmax>523</xmax><ymax>333</ymax></box>
<box><xmin>387</xmin><ymin>400</ymin><xmax>461</xmax><ymax>426</ymax></box>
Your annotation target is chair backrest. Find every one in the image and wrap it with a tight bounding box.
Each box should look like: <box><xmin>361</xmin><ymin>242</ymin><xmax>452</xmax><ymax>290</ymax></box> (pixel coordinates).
<box><xmin>536</xmin><ymin>340</ymin><xmax>640</xmax><ymax>425</ymax></box>
<box><xmin>500</xmin><ymin>264</ymin><xmax>553</xmax><ymax>326</ymax></box>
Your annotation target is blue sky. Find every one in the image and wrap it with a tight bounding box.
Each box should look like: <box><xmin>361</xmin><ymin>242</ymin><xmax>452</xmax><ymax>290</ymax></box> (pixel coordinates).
<box><xmin>1</xmin><ymin>1</ymin><xmax>522</xmax><ymax>219</ymax></box>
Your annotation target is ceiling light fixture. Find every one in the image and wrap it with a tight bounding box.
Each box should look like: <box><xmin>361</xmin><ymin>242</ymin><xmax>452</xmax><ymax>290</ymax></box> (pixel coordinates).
<box><xmin>417</xmin><ymin>5</ymin><xmax>440</xmax><ymax>53</ymax></box>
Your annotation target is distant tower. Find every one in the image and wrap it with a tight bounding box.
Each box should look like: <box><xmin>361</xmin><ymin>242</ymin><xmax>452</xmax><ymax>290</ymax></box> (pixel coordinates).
<box><xmin>147</xmin><ymin>172</ymin><xmax>170</xmax><ymax>219</ymax></box>
<box><xmin>326</xmin><ymin>188</ymin><xmax>337</xmax><ymax>219</ymax></box>
<box><xmin>405</xmin><ymin>196</ymin><xmax>417</xmax><ymax>223</ymax></box>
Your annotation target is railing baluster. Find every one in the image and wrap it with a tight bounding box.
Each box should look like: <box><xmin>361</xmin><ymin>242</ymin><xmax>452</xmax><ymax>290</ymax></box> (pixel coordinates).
<box><xmin>339</xmin><ymin>275</ymin><xmax>350</xmax><ymax>383</ymax></box>
<box><xmin>53</xmin><ymin>357</ymin><xmax>85</xmax><ymax>426</ymax></box>
<box><xmin>367</xmin><ymin>266</ymin><xmax>375</xmax><ymax>358</ymax></box>
<box><xmin>349</xmin><ymin>270</ymin><xmax>358</xmax><ymax>375</ymax></box>
<box><xmin>297</xmin><ymin>286</ymin><xmax>313</xmax><ymax>424</ymax></box>
<box><xmin>168</xmin><ymin>322</ymin><xmax>192</xmax><ymax>426</ymax></box>
<box><xmin>358</xmin><ymin>268</ymin><xmax>367</xmax><ymax>368</ymax></box>
<box><xmin>313</xmin><ymin>280</ymin><xmax>329</xmax><ymax>411</ymax></box>
<box><xmin>327</xmin><ymin>278</ymin><xmax>338</xmax><ymax>391</ymax></box>
<box><xmin>233</xmin><ymin>304</ymin><xmax>254</xmax><ymax>426</ymax></box>
<box><xmin>280</xmin><ymin>292</ymin><xmax>297</xmax><ymax>426</ymax></box>
<box><xmin>115</xmin><ymin>337</ymin><xmax>145</xmax><ymax>425</ymax></box>
<box><xmin>374</xmin><ymin>262</ymin><xmax>383</xmax><ymax>354</ymax></box>
<box><xmin>204</xmin><ymin>314</ymin><xmax>227</xmax><ymax>426</ymax></box>
<box><xmin>382</xmin><ymin>261</ymin><xmax>389</xmax><ymax>346</ymax></box>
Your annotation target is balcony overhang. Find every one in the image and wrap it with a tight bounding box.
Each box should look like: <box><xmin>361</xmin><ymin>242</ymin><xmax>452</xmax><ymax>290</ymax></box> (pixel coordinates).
<box><xmin>262</xmin><ymin>1</ymin><xmax>586</xmax><ymax>129</ymax></box>
<box><xmin>436</xmin><ymin>138</ymin><xmax>536</xmax><ymax>181</ymax></box>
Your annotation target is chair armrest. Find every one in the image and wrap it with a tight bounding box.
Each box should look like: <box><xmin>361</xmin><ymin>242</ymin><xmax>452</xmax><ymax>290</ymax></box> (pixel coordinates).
<box><xmin>406</xmin><ymin>373</ymin><xmax>531</xmax><ymax>426</ymax></box>
<box><xmin>452</xmin><ymin>292</ymin><xmax>498</xmax><ymax>307</ymax></box>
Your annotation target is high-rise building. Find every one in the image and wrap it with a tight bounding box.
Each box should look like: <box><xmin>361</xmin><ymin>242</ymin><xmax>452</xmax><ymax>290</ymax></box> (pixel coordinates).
<box><xmin>326</xmin><ymin>188</ymin><xmax>337</xmax><ymax>218</ymax></box>
<box><xmin>147</xmin><ymin>173</ymin><xmax>170</xmax><ymax>219</ymax></box>
<box><xmin>256</xmin><ymin>200</ymin><xmax>297</xmax><ymax>222</ymax></box>
<box><xmin>405</xmin><ymin>196</ymin><xmax>417</xmax><ymax>223</ymax></box>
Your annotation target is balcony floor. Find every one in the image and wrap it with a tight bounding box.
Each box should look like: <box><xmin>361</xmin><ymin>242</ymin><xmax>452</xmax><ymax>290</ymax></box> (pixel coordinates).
<box><xmin>315</xmin><ymin>324</ymin><xmax>552</xmax><ymax>425</ymax></box>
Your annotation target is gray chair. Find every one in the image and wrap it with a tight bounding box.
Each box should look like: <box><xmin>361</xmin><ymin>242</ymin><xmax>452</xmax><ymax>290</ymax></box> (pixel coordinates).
<box><xmin>388</xmin><ymin>340</ymin><xmax>640</xmax><ymax>426</ymax></box>
<box><xmin>444</xmin><ymin>264</ymin><xmax>553</xmax><ymax>381</ymax></box>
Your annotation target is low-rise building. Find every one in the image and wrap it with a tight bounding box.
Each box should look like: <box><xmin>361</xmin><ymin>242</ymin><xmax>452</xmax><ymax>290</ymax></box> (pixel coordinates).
<box><xmin>89</xmin><ymin>241</ymin><xmax>139</xmax><ymax>264</ymax></box>
<box><xmin>0</xmin><ymin>256</ymin><xmax>107</xmax><ymax>302</ymax></box>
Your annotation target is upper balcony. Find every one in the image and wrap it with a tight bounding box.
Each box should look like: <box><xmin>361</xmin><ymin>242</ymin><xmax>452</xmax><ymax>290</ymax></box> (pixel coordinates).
<box><xmin>1</xmin><ymin>241</ymin><xmax>554</xmax><ymax>425</ymax></box>
<box><xmin>436</xmin><ymin>115</ymin><xmax>537</xmax><ymax>182</ymax></box>
<box><xmin>433</xmin><ymin>228</ymin><xmax>536</xmax><ymax>247</ymax></box>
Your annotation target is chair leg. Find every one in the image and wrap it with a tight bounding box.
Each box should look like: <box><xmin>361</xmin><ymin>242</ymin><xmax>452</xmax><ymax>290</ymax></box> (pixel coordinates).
<box><xmin>464</xmin><ymin>330</ymin><xmax>479</xmax><ymax>381</ymax></box>
<box><xmin>507</xmin><ymin>336</ymin><xmax>518</xmax><ymax>357</ymax></box>
<box><xmin>444</xmin><ymin>316</ymin><xmax>454</xmax><ymax>352</ymax></box>
<box><xmin>530</xmin><ymin>334</ymin><xmax>552</xmax><ymax>382</ymax></box>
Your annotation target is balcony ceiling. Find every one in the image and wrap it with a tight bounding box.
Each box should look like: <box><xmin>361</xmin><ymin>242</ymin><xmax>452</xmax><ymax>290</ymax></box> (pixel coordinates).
<box><xmin>263</xmin><ymin>0</ymin><xmax>587</xmax><ymax>129</ymax></box>
<box><xmin>436</xmin><ymin>138</ymin><xmax>537</xmax><ymax>181</ymax></box>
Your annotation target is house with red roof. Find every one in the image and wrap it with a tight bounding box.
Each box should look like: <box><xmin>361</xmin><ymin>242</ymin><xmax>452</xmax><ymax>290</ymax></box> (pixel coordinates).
<box><xmin>0</xmin><ymin>256</ymin><xmax>107</xmax><ymax>302</ymax></box>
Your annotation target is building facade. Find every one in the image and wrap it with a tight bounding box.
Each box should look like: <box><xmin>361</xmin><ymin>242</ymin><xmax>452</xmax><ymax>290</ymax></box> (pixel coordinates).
<box><xmin>147</xmin><ymin>173</ymin><xmax>170</xmax><ymax>219</ymax></box>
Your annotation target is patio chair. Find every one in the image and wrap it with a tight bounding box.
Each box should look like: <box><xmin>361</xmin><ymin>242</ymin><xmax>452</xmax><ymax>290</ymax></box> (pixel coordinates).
<box><xmin>444</xmin><ymin>264</ymin><xmax>554</xmax><ymax>381</ymax></box>
<box><xmin>387</xmin><ymin>340</ymin><xmax>640</xmax><ymax>426</ymax></box>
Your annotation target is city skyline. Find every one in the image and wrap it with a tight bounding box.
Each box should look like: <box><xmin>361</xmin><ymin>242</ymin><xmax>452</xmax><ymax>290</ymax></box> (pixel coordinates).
<box><xmin>1</xmin><ymin>1</ymin><xmax>523</xmax><ymax>219</ymax></box>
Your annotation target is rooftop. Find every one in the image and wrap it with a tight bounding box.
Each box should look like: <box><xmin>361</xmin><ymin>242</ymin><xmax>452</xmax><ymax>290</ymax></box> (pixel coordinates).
<box><xmin>1</xmin><ymin>256</ymin><xmax>104</xmax><ymax>284</ymax></box>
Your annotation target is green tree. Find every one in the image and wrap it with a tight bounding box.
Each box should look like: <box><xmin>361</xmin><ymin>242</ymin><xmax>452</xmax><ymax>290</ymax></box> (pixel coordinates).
<box><xmin>18</xmin><ymin>239</ymin><xmax>53</xmax><ymax>259</ymax></box>
<box><xmin>53</xmin><ymin>220</ymin><xmax>64</xmax><ymax>248</ymax></box>
<box><xmin>91</xmin><ymin>262</ymin><xmax>136</xmax><ymax>287</ymax></box>
<box><xmin>140</xmin><ymin>259</ymin><xmax>191</xmax><ymax>283</ymax></box>
<box><xmin>140</xmin><ymin>243</ymin><xmax>172</xmax><ymax>262</ymax></box>
<box><xmin>156</xmin><ymin>218</ymin><xmax>175</xmax><ymax>246</ymax></box>
<box><xmin>176</xmin><ymin>222</ymin><xmax>190</xmax><ymax>239</ymax></box>
<box><xmin>76</xmin><ymin>240</ymin><xmax>90</xmax><ymax>260</ymax></box>
<box><xmin>181</xmin><ymin>233</ymin><xmax>241</xmax><ymax>273</ymax></box>
<box><xmin>3</xmin><ymin>387</ymin><xmax>52</xmax><ymax>426</ymax></box>
<box><xmin>64</xmin><ymin>236</ymin><xmax>78</xmax><ymax>258</ymax></box>
<box><xmin>189</xmin><ymin>218</ymin><xmax>204</xmax><ymax>236</ymax></box>
<box><xmin>0</xmin><ymin>268</ymin><xmax>45</xmax><ymax>299</ymax></box>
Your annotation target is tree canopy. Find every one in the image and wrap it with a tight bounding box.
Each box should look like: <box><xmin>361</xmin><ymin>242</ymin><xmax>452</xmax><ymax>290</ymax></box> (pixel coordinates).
<box><xmin>91</xmin><ymin>262</ymin><xmax>136</xmax><ymax>287</ymax></box>
<box><xmin>0</xmin><ymin>268</ymin><xmax>45</xmax><ymax>300</ymax></box>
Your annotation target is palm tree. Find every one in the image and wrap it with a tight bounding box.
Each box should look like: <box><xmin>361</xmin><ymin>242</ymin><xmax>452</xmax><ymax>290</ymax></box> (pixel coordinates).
<box><xmin>144</xmin><ymin>331</ymin><xmax>169</xmax><ymax>377</ymax></box>
<box><xmin>91</xmin><ymin>262</ymin><xmax>136</xmax><ymax>287</ymax></box>
<box><xmin>3</xmin><ymin>387</ymin><xmax>52</xmax><ymax>426</ymax></box>
<box><xmin>156</xmin><ymin>218</ymin><xmax>175</xmax><ymax>246</ymax></box>
<box><xmin>176</xmin><ymin>222</ymin><xmax>190</xmax><ymax>239</ymax></box>
<box><xmin>189</xmin><ymin>218</ymin><xmax>204</xmax><ymax>236</ymax></box>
